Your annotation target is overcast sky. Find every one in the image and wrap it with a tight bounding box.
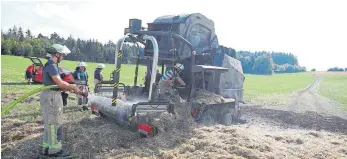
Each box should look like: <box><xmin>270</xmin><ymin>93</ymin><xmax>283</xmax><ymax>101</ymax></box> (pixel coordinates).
<box><xmin>1</xmin><ymin>0</ymin><xmax>346</xmax><ymax>71</ymax></box>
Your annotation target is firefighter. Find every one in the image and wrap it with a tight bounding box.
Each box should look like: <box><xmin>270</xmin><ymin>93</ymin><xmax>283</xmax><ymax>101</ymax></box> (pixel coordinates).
<box><xmin>74</xmin><ymin>61</ymin><xmax>89</xmax><ymax>111</ymax></box>
<box><xmin>158</xmin><ymin>63</ymin><xmax>186</xmax><ymax>101</ymax></box>
<box><xmin>94</xmin><ymin>63</ymin><xmax>105</xmax><ymax>93</ymax></box>
<box><xmin>39</xmin><ymin>44</ymin><xmax>83</xmax><ymax>157</ymax></box>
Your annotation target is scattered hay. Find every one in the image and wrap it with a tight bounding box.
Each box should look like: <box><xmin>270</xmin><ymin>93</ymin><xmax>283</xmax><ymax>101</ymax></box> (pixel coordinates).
<box><xmin>2</xmin><ymin>92</ymin><xmax>347</xmax><ymax>158</ymax></box>
<box><xmin>1</xmin><ymin>119</ymin><xmax>43</xmax><ymax>153</ymax></box>
<box><xmin>308</xmin><ymin>132</ymin><xmax>320</xmax><ymax>137</ymax></box>
<box><xmin>191</xmin><ymin>90</ymin><xmax>234</xmax><ymax>105</ymax></box>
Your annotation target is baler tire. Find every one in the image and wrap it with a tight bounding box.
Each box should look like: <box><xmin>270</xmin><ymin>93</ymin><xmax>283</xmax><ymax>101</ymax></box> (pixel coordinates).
<box><xmin>200</xmin><ymin>109</ymin><xmax>216</xmax><ymax>126</ymax></box>
<box><xmin>233</xmin><ymin>108</ymin><xmax>242</xmax><ymax>122</ymax></box>
<box><xmin>220</xmin><ymin>113</ymin><xmax>233</xmax><ymax>126</ymax></box>
<box><xmin>129</xmin><ymin>117</ymin><xmax>138</xmax><ymax>132</ymax></box>
<box><xmin>99</xmin><ymin>112</ymin><xmax>106</xmax><ymax>118</ymax></box>
<box><xmin>78</xmin><ymin>98</ymin><xmax>82</xmax><ymax>105</ymax></box>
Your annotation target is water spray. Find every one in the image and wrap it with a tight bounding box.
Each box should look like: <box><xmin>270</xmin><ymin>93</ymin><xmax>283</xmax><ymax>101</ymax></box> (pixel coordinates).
<box><xmin>2</xmin><ymin>85</ymin><xmax>88</xmax><ymax>115</ymax></box>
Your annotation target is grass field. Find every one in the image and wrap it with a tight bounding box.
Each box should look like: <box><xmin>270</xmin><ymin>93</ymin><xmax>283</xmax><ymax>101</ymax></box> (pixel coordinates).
<box><xmin>1</xmin><ymin>55</ymin><xmax>319</xmax><ymax>97</ymax></box>
<box><xmin>3</xmin><ymin>55</ymin><xmax>346</xmax><ymax>118</ymax></box>
<box><xmin>1</xmin><ymin>55</ymin><xmax>321</xmax><ymax>116</ymax></box>
<box><xmin>1</xmin><ymin>55</ymin><xmax>317</xmax><ymax>99</ymax></box>
<box><xmin>243</xmin><ymin>73</ymin><xmax>316</xmax><ymax>99</ymax></box>
<box><xmin>316</xmin><ymin>72</ymin><xmax>347</xmax><ymax>109</ymax></box>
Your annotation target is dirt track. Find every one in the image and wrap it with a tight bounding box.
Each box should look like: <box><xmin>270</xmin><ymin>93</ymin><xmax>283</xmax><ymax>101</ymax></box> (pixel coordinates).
<box><xmin>288</xmin><ymin>77</ymin><xmax>347</xmax><ymax>119</ymax></box>
<box><xmin>1</xmin><ymin>78</ymin><xmax>347</xmax><ymax>159</ymax></box>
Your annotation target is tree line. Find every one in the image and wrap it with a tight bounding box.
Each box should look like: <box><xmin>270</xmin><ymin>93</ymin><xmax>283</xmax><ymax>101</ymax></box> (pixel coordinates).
<box><xmin>2</xmin><ymin>26</ymin><xmax>308</xmax><ymax>75</ymax></box>
<box><xmin>327</xmin><ymin>67</ymin><xmax>347</xmax><ymax>72</ymax></box>
<box><xmin>237</xmin><ymin>51</ymin><xmax>306</xmax><ymax>75</ymax></box>
<box><xmin>1</xmin><ymin>26</ymin><xmax>138</xmax><ymax>64</ymax></box>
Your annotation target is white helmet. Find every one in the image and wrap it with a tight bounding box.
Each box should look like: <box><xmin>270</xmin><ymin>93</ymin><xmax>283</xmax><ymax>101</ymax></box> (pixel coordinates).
<box><xmin>96</xmin><ymin>63</ymin><xmax>105</xmax><ymax>69</ymax></box>
<box><xmin>174</xmin><ymin>63</ymin><xmax>184</xmax><ymax>71</ymax></box>
<box><xmin>45</xmin><ymin>53</ymin><xmax>51</xmax><ymax>58</ymax></box>
<box><xmin>78</xmin><ymin>61</ymin><xmax>87</xmax><ymax>67</ymax></box>
<box><xmin>50</xmin><ymin>44</ymin><xmax>71</xmax><ymax>55</ymax></box>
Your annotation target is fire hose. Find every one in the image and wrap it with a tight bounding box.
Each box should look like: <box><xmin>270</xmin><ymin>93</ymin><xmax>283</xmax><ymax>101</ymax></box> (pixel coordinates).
<box><xmin>1</xmin><ymin>85</ymin><xmax>88</xmax><ymax>115</ymax></box>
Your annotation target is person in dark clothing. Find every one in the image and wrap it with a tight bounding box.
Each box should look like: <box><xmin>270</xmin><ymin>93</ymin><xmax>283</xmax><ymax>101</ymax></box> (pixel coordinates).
<box><xmin>155</xmin><ymin>70</ymin><xmax>162</xmax><ymax>83</ymax></box>
<box><xmin>94</xmin><ymin>63</ymin><xmax>105</xmax><ymax>93</ymax></box>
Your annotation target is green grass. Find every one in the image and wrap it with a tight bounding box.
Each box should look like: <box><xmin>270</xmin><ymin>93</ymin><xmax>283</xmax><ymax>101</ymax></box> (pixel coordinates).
<box><xmin>2</xmin><ymin>55</ymin><xmax>319</xmax><ymax>106</ymax></box>
<box><xmin>1</xmin><ymin>55</ymin><xmax>146</xmax><ymax>94</ymax></box>
<box><xmin>319</xmin><ymin>73</ymin><xmax>347</xmax><ymax>109</ymax></box>
<box><xmin>0</xmin><ymin>55</ymin><xmax>329</xmax><ymax>119</ymax></box>
<box><xmin>243</xmin><ymin>73</ymin><xmax>316</xmax><ymax>98</ymax></box>
<box><xmin>2</xmin><ymin>55</ymin><xmax>317</xmax><ymax>98</ymax></box>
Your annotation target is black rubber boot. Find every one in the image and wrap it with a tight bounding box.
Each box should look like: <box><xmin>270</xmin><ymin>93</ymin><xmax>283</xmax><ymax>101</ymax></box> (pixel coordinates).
<box><xmin>237</xmin><ymin>119</ymin><xmax>248</xmax><ymax>124</ymax></box>
<box><xmin>39</xmin><ymin>148</ymin><xmax>70</xmax><ymax>158</ymax></box>
<box><xmin>50</xmin><ymin>149</ymin><xmax>70</xmax><ymax>157</ymax></box>
<box><xmin>82</xmin><ymin>106</ymin><xmax>89</xmax><ymax>111</ymax></box>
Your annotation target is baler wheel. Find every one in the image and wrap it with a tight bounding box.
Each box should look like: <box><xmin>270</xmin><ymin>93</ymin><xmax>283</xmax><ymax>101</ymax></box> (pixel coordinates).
<box><xmin>200</xmin><ymin>108</ymin><xmax>216</xmax><ymax>126</ymax></box>
<box><xmin>220</xmin><ymin>112</ymin><xmax>233</xmax><ymax>126</ymax></box>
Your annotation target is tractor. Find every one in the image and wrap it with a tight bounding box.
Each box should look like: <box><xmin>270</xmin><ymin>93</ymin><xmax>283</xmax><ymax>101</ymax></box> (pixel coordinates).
<box><xmin>90</xmin><ymin>13</ymin><xmax>245</xmax><ymax>137</ymax></box>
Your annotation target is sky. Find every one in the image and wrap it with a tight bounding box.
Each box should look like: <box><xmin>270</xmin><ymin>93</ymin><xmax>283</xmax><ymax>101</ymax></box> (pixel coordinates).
<box><xmin>1</xmin><ymin>0</ymin><xmax>346</xmax><ymax>71</ymax></box>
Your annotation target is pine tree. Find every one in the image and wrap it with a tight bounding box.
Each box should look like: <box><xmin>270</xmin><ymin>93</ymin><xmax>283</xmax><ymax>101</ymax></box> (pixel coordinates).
<box><xmin>25</xmin><ymin>29</ymin><xmax>32</xmax><ymax>39</ymax></box>
<box><xmin>18</xmin><ymin>27</ymin><xmax>25</xmax><ymax>42</ymax></box>
<box><xmin>38</xmin><ymin>33</ymin><xmax>45</xmax><ymax>38</ymax></box>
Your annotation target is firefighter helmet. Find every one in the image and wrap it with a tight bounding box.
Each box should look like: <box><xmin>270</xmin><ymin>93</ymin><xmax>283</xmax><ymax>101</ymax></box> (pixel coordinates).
<box><xmin>46</xmin><ymin>44</ymin><xmax>71</xmax><ymax>55</ymax></box>
<box><xmin>78</xmin><ymin>61</ymin><xmax>87</xmax><ymax>67</ymax></box>
<box><xmin>96</xmin><ymin>63</ymin><xmax>105</xmax><ymax>69</ymax></box>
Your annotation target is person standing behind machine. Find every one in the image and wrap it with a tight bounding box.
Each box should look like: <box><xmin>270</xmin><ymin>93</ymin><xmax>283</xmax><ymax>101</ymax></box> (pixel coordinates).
<box><xmin>156</xmin><ymin>69</ymin><xmax>162</xmax><ymax>83</ymax></box>
<box><xmin>39</xmin><ymin>44</ymin><xmax>84</xmax><ymax>157</ymax></box>
<box><xmin>74</xmin><ymin>61</ymin><xmax>89</xmax><ymax>111</ymax></box>
<box><xmin>94</xmin><ymin>63</ymin><xmax>105</xmax><ymax>93</ymax></box>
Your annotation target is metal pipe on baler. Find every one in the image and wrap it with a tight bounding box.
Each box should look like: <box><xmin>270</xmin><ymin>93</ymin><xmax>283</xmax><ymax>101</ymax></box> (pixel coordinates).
<box><xmin>143</xmin><ymin>35</ymin><xmax>159</xmax><ymax>102</ymax></box>
<box><xmin>112</xmin><ymin>34</ymin><xmax>131</xmax><ymax>106</ymax></box>
<box><xmin>134</xmin><ymin>42</ymin><xmax>140</xmax><ymax>86</ymax></box>
<box><xmin>115</xmin><ymin>33</ymin><xmax>131</xmax><ymax>70</ymax></box>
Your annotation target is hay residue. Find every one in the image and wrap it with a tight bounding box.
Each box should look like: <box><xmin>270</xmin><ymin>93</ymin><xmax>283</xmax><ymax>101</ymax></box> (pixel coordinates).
<box><xmin>191</xmin><ymin>90</ymin><xmax>234</xmax><ymax>105</ymax></box>
<box><xmin>2</xmin><ymin>91</ymin><xmax>347</xmax><ymax>159</ymax></box>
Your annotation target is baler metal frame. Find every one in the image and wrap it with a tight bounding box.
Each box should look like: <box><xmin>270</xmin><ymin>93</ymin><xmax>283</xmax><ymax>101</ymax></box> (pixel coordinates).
<box><xmin>91</xmin><ymin>14</ymin><xmax>246</xmax><ymax>135</ymax></box>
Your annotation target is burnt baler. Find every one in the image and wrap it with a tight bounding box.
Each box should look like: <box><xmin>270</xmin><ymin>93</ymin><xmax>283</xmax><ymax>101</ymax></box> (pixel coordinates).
<box><xmin>129</xmin><ymin>13</ymin><xmax>245</xmax><ymax>125</ymax></box>
<box><xmin>91</xmin><ymin>13</ymin><xmax>245</xmax><ymax>134</ymax></box>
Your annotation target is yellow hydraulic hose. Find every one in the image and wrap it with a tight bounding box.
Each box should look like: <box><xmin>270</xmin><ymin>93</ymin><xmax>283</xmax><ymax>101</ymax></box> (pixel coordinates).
<box><xmin>1</xmin><ymin>85</ymin><xmax>59</xmax><ymax>115</ymax></box>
